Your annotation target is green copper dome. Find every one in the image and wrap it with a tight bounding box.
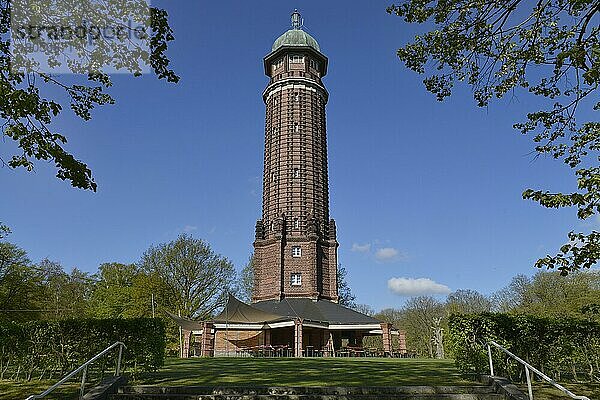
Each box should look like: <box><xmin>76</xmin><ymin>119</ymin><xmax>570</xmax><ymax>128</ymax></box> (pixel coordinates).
<box><xmin>272</xmin><ymin>29</ymin><xmax>321</xmax><ymax>52</ymax></box>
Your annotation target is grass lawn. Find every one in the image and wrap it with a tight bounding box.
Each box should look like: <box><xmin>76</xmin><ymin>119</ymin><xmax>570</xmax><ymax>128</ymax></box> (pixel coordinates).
<box><xmin>134</xmin><ymin>357</ymin><xmax>476</xmax><ymax>387</ymax></box>
<box><xmin>9</xmin><ymin>358</ymin><xmax>597</xmax><ymax>399</ymax></box>
<box><xmin>0</xmin><ymin>380</ymin><xmax>79</xmax><ymax>400</ymax></box>
<box><xmin>1</xmin><ymin>358</ymin><xmax>474</xmax><ymax>399</ymax></box>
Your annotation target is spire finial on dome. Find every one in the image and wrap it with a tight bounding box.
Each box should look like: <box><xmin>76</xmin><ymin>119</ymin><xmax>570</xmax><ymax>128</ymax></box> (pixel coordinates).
<box><xmin>291</xmin><ymin>9</ymin><xmax>303</xmax><ymax>30</ymax></box>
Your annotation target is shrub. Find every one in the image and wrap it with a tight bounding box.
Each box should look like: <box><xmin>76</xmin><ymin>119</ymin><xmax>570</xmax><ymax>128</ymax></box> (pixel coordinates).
<box><xmin>0</xmin><ymin>318</ymin><xmax>165</xmax><ymax>381</ymax></box>
<box><xmin>447</xmin><ymin>313</ymin><xmax>600</xmax><ymax>382</ymax></box>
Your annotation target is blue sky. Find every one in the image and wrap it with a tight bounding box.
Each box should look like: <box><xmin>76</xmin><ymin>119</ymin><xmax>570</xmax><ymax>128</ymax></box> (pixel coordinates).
<box><xmin>2</xmin><ymin>1</ymin><xmax>593</xmax><ymax>311</ymax></box>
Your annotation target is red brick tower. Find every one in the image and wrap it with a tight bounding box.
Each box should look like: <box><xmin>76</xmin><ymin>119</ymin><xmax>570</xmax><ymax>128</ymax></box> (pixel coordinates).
<box><xmin>253</xmin><ymin>10</ymin><xmax>338</xmax><ymax>303</ymax></box>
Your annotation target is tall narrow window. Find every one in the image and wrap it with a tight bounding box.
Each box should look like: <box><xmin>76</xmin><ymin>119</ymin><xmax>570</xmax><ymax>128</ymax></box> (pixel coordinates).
<box><xmin>293</xmin><ymin>218</ymin><xmax>300</xmax><ymax>229</ymax></box>
<box><xmin>291</xmin><ymin>273</ymin><xmax>302</xmax><ymax>286</ymax></box>
<box><xmin>293</xmin><ymin>168</ymin><xmax>300</xmax><ymax>178</ymax></box>
<box><xmin>292</xmin><ymin>246</ymin><xmax>302</xmax><ymax>257</ymax></box>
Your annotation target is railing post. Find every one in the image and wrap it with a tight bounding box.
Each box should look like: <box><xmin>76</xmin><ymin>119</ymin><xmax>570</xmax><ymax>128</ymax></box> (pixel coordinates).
<box><xmin>487</xmin><ymin>340</ymin><xmax>590</xmax><ymax>400</ymax></box>
<box><xmin>79</xmin><ymin>364</ymin><xmax>88</xmax><ymax>400</ymax></box>
<box><xmin>525</xmin><ymin>365</ymin><xmax>533</xmax><ymax>400</ymax></box>
<box><xmin>116</xmin><ymin>343</ymin><xmax>123</xmax><ymax>376</ymax></box>
<box><xmin>487</xmin><ymin>343</ymin><xmax>494</xmax><ymax>376</ymax></box>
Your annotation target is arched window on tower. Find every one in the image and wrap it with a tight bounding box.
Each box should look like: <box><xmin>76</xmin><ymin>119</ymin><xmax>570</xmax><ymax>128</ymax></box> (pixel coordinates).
<box><xmin>293</xmin><ymin>218</ymin><xmax>300</xmax><ymax>229</ymax></box>
<box><xmin>289</xmin><ymin>54</ymin><xmax>304</xmax><ymax>64</ymax></box>
<box><xmin>272</xmin><ymin>58</ymin><xmax>283</xmax><ymax>72</ymax></box>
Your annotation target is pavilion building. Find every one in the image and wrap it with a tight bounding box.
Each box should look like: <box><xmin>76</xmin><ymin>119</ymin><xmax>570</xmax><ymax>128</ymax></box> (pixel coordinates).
<box><xmin>173</xmin><ymin>10</ymin><xmax>406</xmax><ymax>358</ymax></box>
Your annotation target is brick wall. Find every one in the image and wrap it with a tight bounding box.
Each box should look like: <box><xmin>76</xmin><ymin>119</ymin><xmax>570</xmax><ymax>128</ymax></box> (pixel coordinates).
<box><xmin>213</xmin><ymin>330</ymin><xmax>264</xmax><ymax>355</ymax></box>
<box><xmin>252</xmin><ymin>45</ymin><xmax>339</xmax><ymax>303</ymax></box>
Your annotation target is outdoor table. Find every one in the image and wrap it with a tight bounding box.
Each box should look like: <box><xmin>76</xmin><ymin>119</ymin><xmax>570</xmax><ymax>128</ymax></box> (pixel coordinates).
<box><xmin>347</xmin><ymin>346</ymin><xmax>365</xmax><ymax>357</ymax></box>
<box><xmin>366</xmin><ymin>348</ymin><xmax>378</xmax><ymax>357</ymax></box>
<box><xmin>336</xmin><ymin>349</ymin><xmax>350</xmax><ymax>357</ymax></box>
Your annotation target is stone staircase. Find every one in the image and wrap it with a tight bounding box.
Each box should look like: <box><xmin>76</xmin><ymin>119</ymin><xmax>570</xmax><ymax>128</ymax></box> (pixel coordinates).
<box><xmin>108</xmin><ymin>385</ymin><xmax>508</xmax><ymax>400</ymax></box>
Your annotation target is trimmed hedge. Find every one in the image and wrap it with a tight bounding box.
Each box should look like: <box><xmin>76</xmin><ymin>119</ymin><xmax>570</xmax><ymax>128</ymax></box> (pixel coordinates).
<box><xmin>0</xmin><ymin>318</ymin><xmax>165</xmax><ymax>381</ymax></box>
<box><xmin>447</xmin><ymin>313</ymin><xmax>600</xmax><ymax>382</ymax></box>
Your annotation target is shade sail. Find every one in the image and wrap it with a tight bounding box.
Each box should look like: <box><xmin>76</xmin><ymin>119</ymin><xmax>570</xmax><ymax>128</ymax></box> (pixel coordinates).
<box><xmin>165</xmin><ymin>311</ymin><xmax>205</xmax><ymax>331</ymax></box>
<box><xmin>168</xmin><ymin>295</ymin><xmax>384</xmax><ymax>328</ymax></box>
<box><xmin>213</xmin><ymin>295</ymin><xmax>283</xmax><ymax>324</ymax></box>
<box><xmin>253</xmin><ymin>298</ymin><xmax>382</xmax><ymax>325</ymax></box>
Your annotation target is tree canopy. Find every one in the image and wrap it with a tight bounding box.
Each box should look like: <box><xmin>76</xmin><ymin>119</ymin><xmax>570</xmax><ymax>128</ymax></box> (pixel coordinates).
<box><xmin>140</xmin><ymin>234</ymin><xmax>236</xmax><ymax>319</ymax></box>
<box><xmin>1</xmin><ymin>0</ymin><xmax>179</xmax><ymax>233</ymax></box>
<box><xmin>388</xmin><ymin>0</ymin><xmax>599</xmax><ymax>274</ymax></box>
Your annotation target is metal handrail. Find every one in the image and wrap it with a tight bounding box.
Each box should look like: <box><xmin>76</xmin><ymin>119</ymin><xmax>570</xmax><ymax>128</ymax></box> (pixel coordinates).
<box><xmin>25</xmin><ymin>341</ymin><xmax>126</xmax><ymax>400</ymax></box>
<box><xmin>486</xmin><ymin>340</ymin><xmax>590</xmax><ymax>400</ymax></box>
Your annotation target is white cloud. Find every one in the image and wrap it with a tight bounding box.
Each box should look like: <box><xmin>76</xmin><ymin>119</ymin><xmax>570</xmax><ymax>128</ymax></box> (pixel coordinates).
<box><xmin>351</xmin><ymin>243</ymin><xmax>371</xmax><ymax>253</ymax></box>
<box><xmin>387</xmin><ymin>277</ymin><xmax>452</xmax><ymax>296</ymax></box>
<box><xmin>182</xmin><ymin>225</ymin><xmax>198</xmax><ymax>233</ymax></box>
<box><xmin>375</xmin><ymin>247</ymin><xmax>403</xmax><ymax>262</ymax></box>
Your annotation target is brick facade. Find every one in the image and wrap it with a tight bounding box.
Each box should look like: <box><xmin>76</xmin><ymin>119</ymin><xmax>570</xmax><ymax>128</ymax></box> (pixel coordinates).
<box><xmin>253</xmin><ymin>34</ymin><xmax>339</xmax><ymax>303</ymax></box>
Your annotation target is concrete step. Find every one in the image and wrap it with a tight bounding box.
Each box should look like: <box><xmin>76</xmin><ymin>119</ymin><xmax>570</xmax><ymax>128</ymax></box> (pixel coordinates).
<box><xmin>109</xmin><ymin>386</ymin><xmax>504</xmax><ymax>400</ymax></box>
<box><xmin>110</xmin><ymin>394</ymin><xmax>505</xmax><ymax>400</ymax></box>
<box><xmin>118</xmin><ymin>386</ymin><xmax>497</xmax><ymax>395</ymax></box>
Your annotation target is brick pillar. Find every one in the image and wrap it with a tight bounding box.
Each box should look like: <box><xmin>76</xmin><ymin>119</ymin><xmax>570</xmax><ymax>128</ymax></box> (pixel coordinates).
<box><xmin>182</xmin><ymin>329</ymin><xmax>192</xmax><ymax>358</ymax></box>
<box><xmin>201</xmin><ymin>322</ymin><xmax>215</xmax><ymax>357</ymax></box>
<box><xmin>381</xmin><ymin>322</ymin><xmax>392</xmax><ymax>356</ymax></box>
<box><xmin>294</xmin><ymin>319</ymin><xmax>303</xmax><ymax>357</ymax></box>
<box><xmin>265</xmin><ymin>329</ymin><xmax>271</xmax><ymax>346</ymax></box>
<box><xmin>398</xmin><ymin>330</ymin><xmax>407</xmax><ymax>354</ymax></box>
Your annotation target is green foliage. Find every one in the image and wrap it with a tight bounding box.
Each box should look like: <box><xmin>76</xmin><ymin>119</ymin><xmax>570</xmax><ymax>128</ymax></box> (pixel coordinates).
<box><xmin>140</xmin><ymin>234</ymin><xmax>236</xmax><ymax>319</ymax></box>
<box><xmin>533</xmin><ymin>231</ymin><xmax>600</xmax><ymax>274</ymax></box>
<box><xmin>448</xmin><ymin>313</ymin><xmax>600</xmax><ymax>383</ymax></box>
<box><xmin>375</xmin><ymin>296</ymin><xmax>446</xmax><ymax>358</ymax></box>
<box><xmin>88</xmin><ymin>263</ymin><xmax>159</xmax><ymax>319</ymax></box>
<box><xmin>446</xmin><ymin>289</ymin><xmax>492</xmax><ymax>315</ymax></box>
<box><xmin>388</xmin><ymin>0</ymin><xmax>599</xmax><ymax>273</ymax></box>
<box><xmin>0</xmin><ymin>223</ymin><xmax>10</xmax><ymax>239</ymax></box>
<box><xmin>0</xmin><ymin>242</ymin><xmax>44</xmax><ymax>321</ymax></box>
<box><xmin>36</xmin><ymin>261</ymin><xmax>95</xmax><ymax>320</ymax></box>
<box><xmin>0</xmin><ymin>318</ymin><xmax>165</xmax><ymax>381</ymax></box>
<box><xmin>1</xmin><ymin>1</ymin><xmax>179</xmax><ymax>238</ymax></box>
<box><xmin>0</xmin><ymin>241</ymin><xmax>29</xmax><ymax>284</ymax></box>
<box><xmin>491</xmin><ymin>270</ymin><xmax>600</xmax><ymax>317</ymax></box>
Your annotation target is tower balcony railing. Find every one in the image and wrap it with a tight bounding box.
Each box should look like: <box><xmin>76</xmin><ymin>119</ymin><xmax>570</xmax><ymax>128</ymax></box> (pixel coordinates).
<box><xmin>270</xmin><ymin>72</ymin><xmax>322</xmax><ymax>85</ymax></box>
